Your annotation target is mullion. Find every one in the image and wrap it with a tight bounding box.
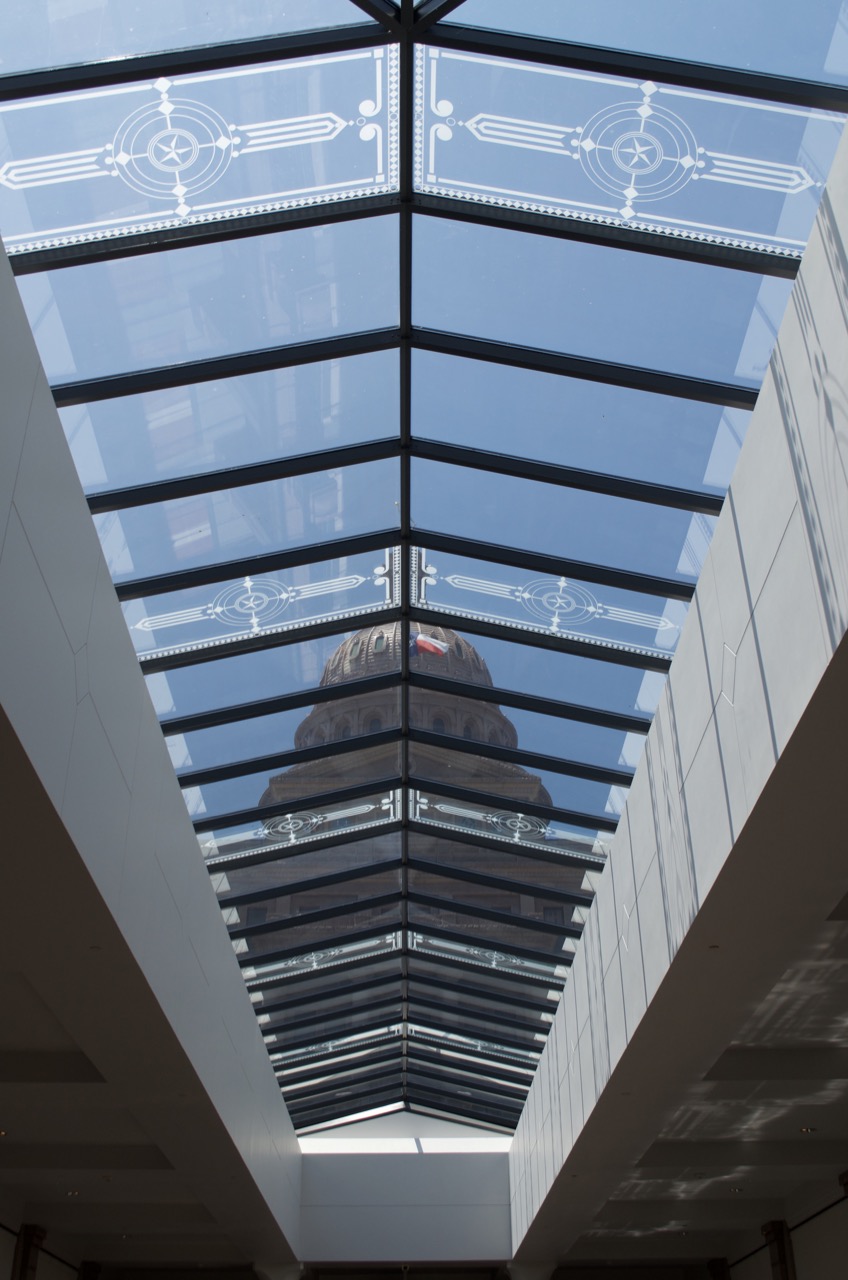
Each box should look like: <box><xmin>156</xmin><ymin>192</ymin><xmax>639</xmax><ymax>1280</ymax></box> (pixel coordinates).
<box><xmin>410</xmin><ymin>1019</ymin><xmax>545</xmax><ymax>1058</ymax></box>
<box><xmin>178</xmin><ymin>727</ymin><xmax>400</xmax><ymax>789</ymax></box>
<box><xmin>239</xmin><ymin>922</ymin><xmax>402</xmax><ymax>969</ymax></box>
<box><xmin>270</xmin><ymin>1016</ymin><xmax>402</xmax><ymax>1057</ymax></box>
<box><xmin>277</xmin><ymin>1044</ymin><xmax>402</xmax><ymax>1085</ymax></box>
<box><xmin>0</xmin><ymin>25</ymin><xmax>391</xmax><ymax>100</ymax></box>
<box><xmin>198</xmin><ymin>777</ymin><xmax>403</xmax><ymax>838</ymax></box>
<box><xmin>422</xmin><ymin>23</ymin><xmax>848</xmax><ymax>112</ymax></box>
<box><xmin>408</xmin><ymin>890</ymin><xmax>582</xmax><ymax>939</ymax></box>
<box><xmin>282</xmin><ymin>1054</ymin><xmax>401</xmax><ymax>1095</ymax></box>
<box><xmin>411</xmin><ymin>329</ymin><xmax>758</xmax><ymax>411</ymax></box>
<box><xmin>258</xmin><ymin>972</ymin><xmax>402</xmax><ymax>1017</ymax></box>
<box><xmin>407</xmin><ymin>1091</ymin><xmax>519</xmax><ymax>1128</ymax></box>
<box><xmin>408</xmin><ymin>776</ymin><xmax>616</xmax><ymax>835</ymax></box>
<box><xmin>411</xmin><ymin>671</ymin><xmax>650</xmax><ymax>735</ymax></box>
<box><xmin>407</xmin><ymin>1064</ymin><xmax>529</xmax><ymax>1105</ymax></box>
<box><xmin>409</xmin><ymin>726</ymin><xmax>633</xmax><ymax>787</ymax></box>
<box><xmin>408</xmin><ymin>856</ymin><xmax>593</xmax><ymax>909</ymax></box>
<box><xmin>230</xmin><ymin>893</ymin><xmax>402</xmax><ymax>940</ymax></box>
<box><xmin>207</xmin><ymin>821</ymin><xmax>403</xmax><ymax>874</ymax></box>
<box><xmin>407</xmin><ymin>1080</ymin><xmax>522</xmax><ymax>1114</ymax></box>
<box><xmin>114</xmin><ymin>529</ymin><xmax>399</xmax><ymax>602</ymax></box>
<box><xmin>286</xmin><ymin>1069</ymin><xmax>403</xmax><ymax>1114</ymax></box>
<box><xmin>52</xmin><ymin>329</ymin><xmax>401</xmax><ymax>408</ymax></box>
<box><xmin>292</xmin><ymin>1085</ymin><xmax>404</xmax><ymax>1127</ymax></box>
<box><xmin>246</xmin><ymin>946</ymin><xmax>399</xmax><ymax>991</ymax></box>
<box><xmin>407</xmin><ymin>819</ymin><xmax>604</xmax><ymax>874</ymax></box>
<box><xmin>88</xmin><ymin>439</ymin><xmax>400</xmax><ymax>514</ymax></box>
<box><xmin>408</xmin><ymin>993</ymin><xmax>550</xmax><ymax>1037</ymax></box>
<box><xmin>220</xmin><ymin>859</ymin><xmax>405</xmax><ymax>910</ymax></box>
<box><xmin>412</xmin><ymin>437</ymin><xmax>724</xmax><ymax>516</ymax></box>
<box><xmin>164</xmin><ymin>673</ymin><xmax>401</xmax><ymax>738</ymax></box>
<box><xmin>407</xmin><ymin>1053</ymin><xmax>531</xmax><ymax>1096</ymax></box>
<box><xmin>142</xmin><ymin>605</ymin><xmax>401</xmax><ymax>675</ymax></box>
<box><xmin>408</xmin><ymin>1046</ymin><xmax>535</xmax><ymax>1086</ymax></box>
<box><xmin>408</xmin><ymin>972</ymin><xmax>558</xmax><ymax>1015</ymax></box>
<box><xmin>266</xmin><ymin>995</ymin><xmax>402</xmax><ymax>1038</ymax></box>
<box><xmin>413</xmin><ymin>922</ymin><xmax>572</xmax><ymax>969</ymax></box>
<box><xmin>408</xmin><ymin>936</ymin><xmax>566</xmax><ymax>989</ymax></box>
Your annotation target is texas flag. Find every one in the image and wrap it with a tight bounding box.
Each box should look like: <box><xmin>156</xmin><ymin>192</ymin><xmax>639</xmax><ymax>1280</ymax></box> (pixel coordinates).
<box><xmin>409</xmin><ymin>631</ymin><xmax>449</xmax><ymax>658</ymax></box>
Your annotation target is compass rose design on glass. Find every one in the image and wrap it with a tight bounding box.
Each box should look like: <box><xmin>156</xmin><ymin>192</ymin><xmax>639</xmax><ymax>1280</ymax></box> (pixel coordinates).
<box><xmin>125</xmin><ymin>547</ymin><xmax>402</xmax><ymax>663</ymax></box>
<box><xmin>412</xmin><ymin>547</ymin><xmax>683</xmax><ymax>662</ymax></box>
<box><xmin>414</xmin><ymin>47</ymin><xmax>843</xmax><ymax>254</ymax></box>
<box><xmin>0</xmin><ymin>47</ymin><xmax>399</xmax><ymax>254</ymax></box>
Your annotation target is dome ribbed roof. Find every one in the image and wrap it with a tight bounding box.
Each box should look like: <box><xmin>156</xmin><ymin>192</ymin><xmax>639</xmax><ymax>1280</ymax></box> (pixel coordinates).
<box><xmin>319</xmin><ymin>622</ymin><xmax>494</xmax><ymax>688</ymax></box>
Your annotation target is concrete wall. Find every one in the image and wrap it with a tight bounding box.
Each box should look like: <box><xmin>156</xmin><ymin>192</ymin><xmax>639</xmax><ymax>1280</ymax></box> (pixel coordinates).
<box><xmin>0</xmin><ymin>245</ymin><xmax>301</xmax><ymax>1262</ymax></box>
<box><xmin>300</xmin><ymin>1152</ymin><xmax>511</xmax><ymax>1263</ymax></box>
<box><xmin>508</xmin><ymin>131</ymin><xmax>848</xmax><ymax>1254</ymax></box>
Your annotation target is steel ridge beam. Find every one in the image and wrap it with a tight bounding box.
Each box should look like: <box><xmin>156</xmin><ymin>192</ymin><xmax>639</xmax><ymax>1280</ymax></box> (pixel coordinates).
<box><xmin>177</xmin><ymin>725</ymin><xmax>401</xmax><ymax>788</ymax></box>
<box><xmin>141</xmin><ymin>606</ymin><xmax>402</xmax><ymax>675</ymax></box>
<box><xmin>407</xmin><ymin>774</ymin><xmax>617</xmax><ymax>832</ymax></box>
<box><xmin>88</xmin><ymin>439</ymin><xmax>400</xmax><ymax>513</ymax></box>
<box><xmin>409</xmin><ymin>724</ymin><xmax>634</xmax><ymax>786</ymax></box>
<box><xmin>411</xmin><ymin>328</ymin><xmax>759</xmax><ymax>409</ymax></box>
<box><xmin>197</xmin><ymin>776</ymin><xmax>403</xmax><ymax>836</ymax></box>
<box><xmin>114</xmin><ymin>528</ymin><xmax>400</xmax><ymax>601</ymax></box>
<box><xmin>52</xmin><ymin>328</ymin><xmax>401</xmax><ymax>406</ymax></box>
<box><xmin>410</xmin><ymin>670</ymin><xmax>651</xmax><ymax>734</ymax></box>
<box><xmin>412</xmin><ymin>436</ymin><xmax>725</xmax><ymax>515</ymax></box>
<box><xmin>407</xmin><ymin>854</ymin><xmax>594</xmax><ymax>908</ymax></box>
<box><xmin>0</xmin><ymin>24</ymin><xmax>392</xmax><ymax>100</ymax></box>
<box><xmin>423</xmin><ymin>24</ymin><xmax>848</xmax><ymax>112</ymax></box>
<box><xmin>411</xmin><ymin>194</ymin><xmax>799</xmax><ymax>277</ymax></box>
<box><xmin>219</xmin><ymin>857</ymin><xmax>405</xmax><ymax>910</ymax></box>
<box><xmin>163</xmin><ymin>672</ymin><xmax>401</xmax><ymax>737</ymax></box>
<box><xmin>415</xmin><ymin>526</ymin><xmax>697</xmax><ymax>602</ymax></box>
<box><xmin>408</xmin><ymin>890</ymin><xmax>583</xmax><ymax>939</ymax></box>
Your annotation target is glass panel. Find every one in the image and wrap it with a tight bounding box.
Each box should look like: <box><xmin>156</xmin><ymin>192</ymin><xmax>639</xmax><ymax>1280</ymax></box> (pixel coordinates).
<box><xmin>412</xmin><ymin>349</ymin><xmax>750</xmax><ymax>493</ymax></box>
<box><xmin>184</xmin><ymin>741</ymin><xmax>402</xmax><ymax>820</ymax></box>
<box><xmin>415</xmin><ymin>47</ymin><xmax>842</xmax><ymax>255</ymax></box>
<box><xmin>406</xmin><ymin>1002</ymin><xmax>546</xmax><ymax>1048</ymax></box>
<box><xmin>412</xmin><ymin>783</ymin><xmax>612</xmax><ymax>865</ymax></box>
<box><xmin>174</xmin><ymin>690</ymin><xmax>401</xmax><ymax>777</ymax></box>
<box><xmin>97</xmin><ymin>458</ymin><xmax>399</xmax><ymax>582</ymax></box>
<box><xmin>409</xmin><ymin>957</ymin><xmax>562</xmax><ymax>1006</ymax></box>
<box><xmin>448</xmin><ymin>0</ymin><xmax>848</xmax><ymax>85</ymax></box>
<box><xmin>265</xmin><ymin>1001</ymin><xmax>403</xmax><ymax>1047</ymax></box>
<box><xmin>413</xmin><ymin>546</ymin><xmax>687</xmax><ymax>663</ymax></box>
<box><xmin>406</xmin><ymin>1071</ymin><xmax>525</xmax><ymax>1112</ymax></box>
<box><xmin>250</xmin><ymin>958</ymin><xmax>401</xmax><ymax>1010</ymax></box>
<box><xmin>410</xmin><ymin>929</ymin><xmax>569</xmax><ymax>985</ymax></box>
<box><xmin>246</xmin><ymin>929</ymin><xmax>401</xmax><ymax>986</ymax></box>
<box><xmin>233</xmin><ymin>899</ymin><xmax>402</xmax><ymax>962</ymax></box>
<box><xmin>421</xmin><ymin>629</ymin><xmax>666</xmax><ymax>719</ymax></box>
<box><xmin>271</xmin><ymin>1024</ymin><xmax>402</xmax><ymax>1067</ymax></box>
<box><xmin>207</xmin><ymin>821</ymin><xmax>402</xmax><ymax>886</ymax></box>
<box><xmin>409</xmin><ymin>1039</ymin><xmax>536</xmax><ymax>1081</ymax></box>
<box><xmin>17</xmin><ymin>214</ymin><xmax>399</xmax><ymax>383</ymax></box>
<box><xmin>407</xmin><ymin>830</ymin><xmax>596</xmax><ymax>898</ymax></box>
<box><xmin>406</xmin><ymin>1064</ymin><xmax>528</xmax><ymax>1105</ymax></box>
<box><xmin>2</xmin><ymin>1</ymin><xmax>370</xmax><ymax>75</ymax></box>
<box><xmin>283</xmin><ymin>1049</ymin><xmax>402</xmax><ymax>1093</ymax></box>
<box><xmin>409</xmin><ymin>1022</ymin><xmax>541</xmax><ymax>1064</ymax></box>
<box><xmin>408</xmin><ymin>740</ymin><xmax>621</xmax><ymax>827</ymax></box>
<box><xmin>260</xmin><ymin>981</ymin><xmax>402</xmax><ymax>1030</ymax></box>
<box><xmin>65</xmin><ymin>350</ymin><xmax>398</xmax><ymax>494</ymax></box>
<box><xmin>127</xmin><ymin>546</ymin><xmax>401</xmax><ymax>664</ymax></box>
<box><xmin>146</xmin><ymin>628</ymin><xmax>402</xmax><ymax>721</ymax></box>
<box><xmin>2</xmin><ymin>48</ymin><xmax>399</xmax><ymax>254</ymax></box>
<box><xmin>413</xmin><ymin>215</ymin><xmax>792</xmax><ymax>386</ymax></box>
<box><xmin>408</xmin><ymin>900</ymin><xmax>572</xmax><ymax>957</ymax></box>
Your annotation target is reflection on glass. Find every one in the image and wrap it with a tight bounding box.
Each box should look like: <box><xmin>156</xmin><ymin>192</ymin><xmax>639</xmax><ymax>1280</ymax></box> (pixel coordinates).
<box><xmin>2</xmin><ymin>47</ymin><xmax>399</xmax><ymax>253</ymax></box>
<box><xmin>410</xmin><ymin>796</ymin><xmax>608</xmax><ymax>864</ymax></box>
<box><xmin>245</xmin><ymin>930</ymin><xmax>401</xmax><ymax>987</ymax></box>
<box><xmin>413</xmin><ymin>215</ymin><xmax>793</xmax><ymax>386</ymax></box>
<box><xmin>409</xmin><ymin>930</ymin><xmax>568</xmax><ymax>985</ymax></box>
<box><xmin>18</xmin><ymin>214</ymin><xmax>399</xmax><ymax>383</ymax></box>
<box><xmin>412</xmin><ymin>349</ymin><xmax>749</xmax><ymax>493</ymax></box>
<box><xmin>64</xmin><ymin>350</ymin><xmax>399</xmax><ymax>494</ymax></box>
<box><xmin>270</xmin><ymin>1024</ymin><xmax>402</xmax><ymax>1065</ymax></box>
<box><xmin>413</xmin><ymin>545</ymin><xmax>687</xmax><ymax>661</ymax></box>
<box><xmin>415</xmin><ymin>47</ymin><xmax>842</xmax><ymax>254</ymax></box>
<box><xmin>409</xmin><ymin>1021</ymin><xmax>541</xmax><ymax>1063</ymax></box>
<box><xmin>97</xmin><ymin>458</ymin><xmax>399</xmax><ymax>580</ymax></box>
<box><xmin>448</xmin><ymin>0</ymin><xmax>848</xmax><ymax>85</ymax></box>
<box><xmin>2</xmin><ymin>1</ymin><xmax>368</xmax><ymax>75</ymax></box>
<box><xmin>126</xmin><ymin>546</ymin><xmax>401</xmax><ymax>663</ymax></box>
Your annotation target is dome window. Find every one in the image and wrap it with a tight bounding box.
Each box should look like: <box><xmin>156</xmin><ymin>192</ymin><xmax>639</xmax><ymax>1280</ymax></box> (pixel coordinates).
<box><xmin>433</xmin><ymin>717</ymin><xmax>446</xmax><ymax>734</ymax></box>
<box><xmin>374</xmin><ymin>632</ymin><xmax>386</xmax><ymax>652</ymax></box>
<box><xmin>368</xmin><ymin>716</ymin><xmax>382</xmax><ymax>734</ymax></box>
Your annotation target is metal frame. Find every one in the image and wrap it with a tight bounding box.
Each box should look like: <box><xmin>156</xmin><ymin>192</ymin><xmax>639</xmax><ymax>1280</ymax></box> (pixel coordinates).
<box><xmin>9</xmin><ymin>0</ymin><xmax>830</xmax><ymax>1133</ymax></box>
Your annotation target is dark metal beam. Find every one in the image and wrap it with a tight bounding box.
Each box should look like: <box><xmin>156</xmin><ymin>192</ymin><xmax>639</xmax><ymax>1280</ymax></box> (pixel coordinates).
<box><xmin>220</xmin><ymin>858</ymin><xmax>405</xmax><ymax>910</ymax></box>
<box><xmin>406</xmin><ymin>1063</ymin><xmax>530</xmax><ymax>1104</ymax></box>
<box><xmin>423</xmin><ymin>24</ymin><xmax>848</xmax><ymax>112</ymax></box>
<box><xmin>414</xmin><ymin>0</ymin><xmax>470</xmax><ymax>32</ymax></box>
<box><xmin>407</xmin><ymin>1098</ymin><xmax>514</xmax><ymax>1132</ymax></box>
<box><xmin>272</xmin><ymin>1015</ymin><xmax>402</xmax><ymax>1056</ymax></box>
<box><xmin>407</xmin><ymin>939</ymin><xmax>565</xmax><ymax>991</ymax></box>
<box><xmin>277</xmin><ymin>1037</ymin><xmax>401</xmax><ymax>1080</ymax></box>
<box><xmin>412</xmin><ymin>328</ymin><xmax>759</xmax><ymax>410</ymax></box>
<box><xmin>413</xmin><ymin>922</ymin><xmax>572</xmax><ymax>969</ymax></box>
<box><xmin>408</xmin><ymin>1045</ymin><xmax>534</xmax><ymax>1085</ymax></box>
<box><xmin>408</xmin><ymin>816</ymin><xmax>607</xmax><ymax>873</ymax></box>
<box><xmin>204</xmin><ymin>818</ymin><xmax>403</xmax><ymax>875</ymax></box>
<box><xmin>408</xmin><ymin>890</ymin><xmax>583</xmax><ymax>939</ymax></box>
<box><xmin>281</xmin><ymin>1047</ymin><xmax>402</xmax><ymax>1088</ymax></box>
<box><xmin>88</xmin><ymin>439</ymin><xmax>399</xmax><ymax>514</ymax></box>
<box><xmin>163</xmin><ymin>672</ymin><xmax>400</xmax><ymax>738</ymax></box>
<box><xmin>407</xmin><ymin>855</ymin><xmax>594</xmax><ymax>908</ymax></box>
<box><xmin>412</xmin><ymin>437</ymin><xmax>725</xmax><ymax>515</ymax></box>
<box><xmin>348</xmin><ymin>0</ymin><xmax>402</xmax><ymax>33</ymax></box>
<box><xmin>0</xmin><ymin>25</ymin><xmax>392</xmax><ymax>100</ymax></box>
<box><xmin>410</xmin><ymin>1018</ymin><xmax>544</xmax><ymax>1058</ymax></box>
<box><xmin>407</xmin><ymin>1086</ymin><xmax>519</xmax><ymax>1124</ymax></box>
<box><xmin>292</xmin><ymin>1085</ymin><xmax>404</xmax><ymax>1127</ymax></box>
<box><xmin>408</xmin><ymin>1052</ymin><xmax>532</xmax><ymax>1093</ymax></box>
<box><xmin>286</xmin><ymin>1069</ymin><xmax>403</xmax><ymax>1113</ymax></box>
<box><xmin>408</xmin><ymin>994</ymin><xmax>549</xmax><ymax>1038</ymax></box>
<box><xmin>411</xmin><ymin>194</ymin><xmax>799</xmax><ymax>278</ymax></box>
<box><xmin>259</xmin><ymin>972</ymin><xmax>401</xmax><ymax>1017</ymax></box>
<box><xmin>52</xmin><ymin>328</ymin><xmax>401</xmax><ymax>407</ymax></box>
<box><xmin>410</xmin><ymin>671</ymin><xmax>651</xmax><ymax>735</ymax></box>
<box><xmin>115</xmin><ymin>529</ymin><xmax>399</xmax><ymax>602</ymax></box>
<box><xmin>230</xmin><ymin>892</ymin><xmax>402</xmax><ymax>940</ymax></box>
<box><xmin>409</xmin><ymin>724</ymin><xmax>633</xmax><ymax>786</ymax></box>
<box><xmin>266</xmin><ymin>996</ymin><xmax>401</xmax><ymax>1038</ymax></box>
<box><xmin>177</xmin><ymin>726</ymin><xmax>401</xmax><ymax>789</ymax></box>
<box><xmin>239</xmin><ymin>922</ymin><xmax>403</xmax><ymax>969</ymax></box>
<box><xmin>408</xmin><ymin>972</ymin><xmax>558</xmax><ymax>1016</ymax></box>
<box><xmin>247</xmin><ymin>945</ymin><xmax>398</xmax><ymax>992</ymax></box>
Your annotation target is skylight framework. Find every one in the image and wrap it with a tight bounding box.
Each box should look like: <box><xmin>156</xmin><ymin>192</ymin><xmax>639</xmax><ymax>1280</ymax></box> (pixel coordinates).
<box><xmin>4</xmin><ymin>0</ymin><xmax>846</xmax><ymax>1133</ymax></box>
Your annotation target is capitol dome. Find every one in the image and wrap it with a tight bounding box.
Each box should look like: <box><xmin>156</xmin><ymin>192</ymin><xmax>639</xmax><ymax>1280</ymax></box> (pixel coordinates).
<box><xmin>319</xmin><ymin>621</ymin><xmax>495</xmax><ymax>688</ymax></box>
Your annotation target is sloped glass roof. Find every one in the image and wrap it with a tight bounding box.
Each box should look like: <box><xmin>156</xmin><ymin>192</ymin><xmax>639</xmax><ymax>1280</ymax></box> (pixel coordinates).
<box><xmin>4</xmin><ymin>0</ymin><xmax>845</xmax><ymax>1134</ymax></box>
